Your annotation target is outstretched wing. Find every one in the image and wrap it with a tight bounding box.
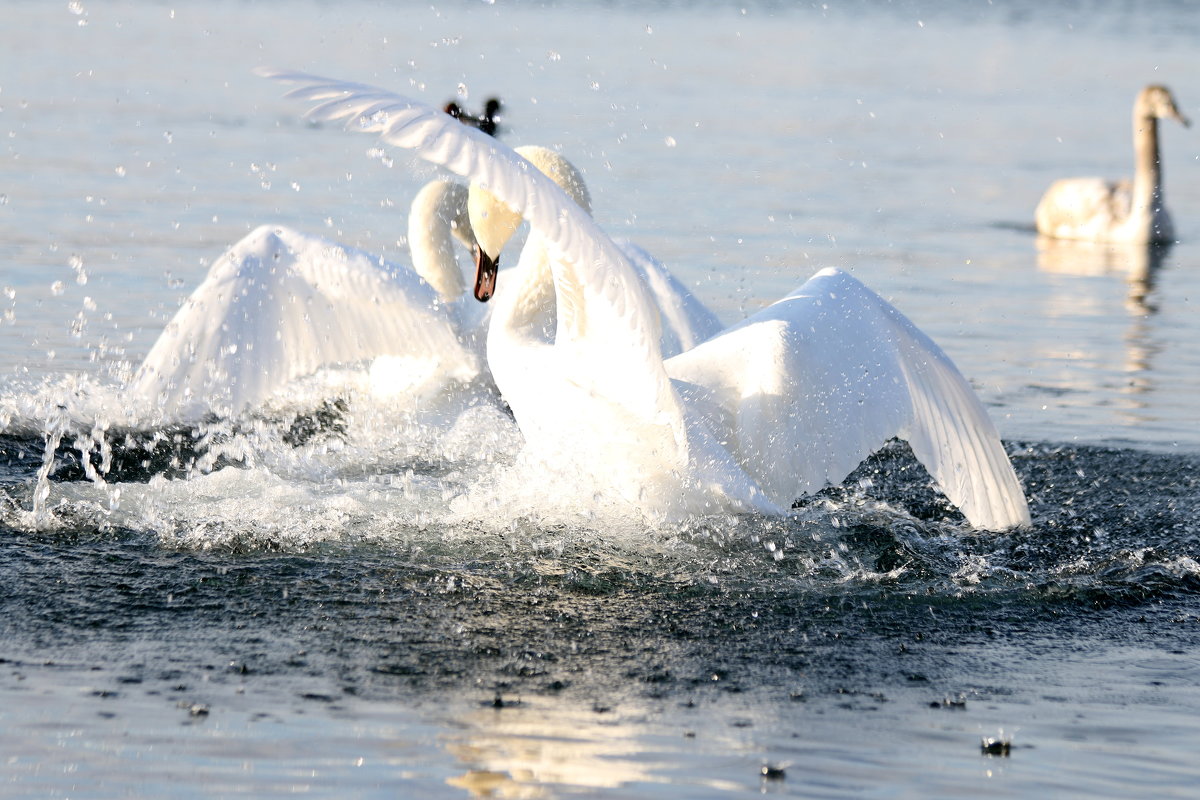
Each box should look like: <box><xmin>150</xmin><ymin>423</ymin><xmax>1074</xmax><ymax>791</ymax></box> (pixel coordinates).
<box><xmin>667</xmin><ymin>268</ymin><xmax>1030</xmax><ymax>530</ymax></box>
<box><xmin>260</xmin><ymin>69</ymin><xmax>686</xmax><ymax>444</ymax></box>
<box><xmin>130</xmin><ymin>224</ymin><xmax>476</xmax><ymax>417</ymax></box>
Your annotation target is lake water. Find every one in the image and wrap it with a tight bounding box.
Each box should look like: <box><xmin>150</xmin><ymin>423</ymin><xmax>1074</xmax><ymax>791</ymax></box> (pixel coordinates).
<box><xmin>2</xmin><ymin>1</ymin><xmax>1200</xmax><ymax>797</ymax></box>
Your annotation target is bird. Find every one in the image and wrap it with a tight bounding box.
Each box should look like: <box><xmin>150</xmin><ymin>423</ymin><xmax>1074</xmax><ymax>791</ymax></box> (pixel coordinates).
<box><xmin>1035</xmin><ymin>84</ymin><xmax>1190</xmax><ymax>244</ymax></box>
<box><xmin>444</xmin><ymin>97</ymin><xmax>503</xmax><ymax>137</ymax></box>
<box><xmin>260</xmin><ymin>69</ymin><xmax>1030</xmax><ymax>529</ymax></box>
<box><xmin>131</xmin><ymin>113</ymin><xmax>719</xmax><ymax>420</ymax></box>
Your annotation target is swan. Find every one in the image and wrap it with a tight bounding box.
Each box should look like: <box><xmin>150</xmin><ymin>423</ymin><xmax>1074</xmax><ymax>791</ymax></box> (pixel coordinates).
<box><xmin>262</xmin><ymin>69</ymin><xmax>1031</xmax><ymax>530</ymax></box>
<box><xmin>467</xmin><ymin>143</ymin><xmax>723</xmax><ymax>356</ymax></box>
<box><xmin>131</xmin><ymin>130</ymin><xmax>719</xmax><ymax>421</ymax></box>
<box><xmin>1035</xmin><ymin>85</ymin><xmax>1190</xmax><ymax>244</ymax></box>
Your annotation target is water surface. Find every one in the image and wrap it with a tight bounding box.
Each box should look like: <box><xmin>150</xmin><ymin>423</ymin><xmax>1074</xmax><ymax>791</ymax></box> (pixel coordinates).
<box><xmin>2</xmin><ymin>1</ymin><xmax>1199</xmax><ymax>797</ymax></box>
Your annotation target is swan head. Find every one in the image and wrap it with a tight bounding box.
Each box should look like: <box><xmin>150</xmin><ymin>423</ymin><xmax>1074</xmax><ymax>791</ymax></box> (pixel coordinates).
<box><xmin>1138</xmin><ymin>85</ymin><xmax>1191</xmax><ymax>127</ymax></box>
<box><xmin>469</xmin><ymin>145</ymin><xmax>592</xmax><ymax>302</ymax></box>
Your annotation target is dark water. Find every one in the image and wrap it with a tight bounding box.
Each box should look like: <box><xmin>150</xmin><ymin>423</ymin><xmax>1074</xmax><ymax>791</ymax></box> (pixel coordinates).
<box><xmin>4</xmin><ymin>427</ymin><xmax>1200</xmax><ymax>796</ymax></box>
<box><xmin>2</xmin><ymin>0</ymin><xmax>1200</xmax><ymax>796</ymax></box>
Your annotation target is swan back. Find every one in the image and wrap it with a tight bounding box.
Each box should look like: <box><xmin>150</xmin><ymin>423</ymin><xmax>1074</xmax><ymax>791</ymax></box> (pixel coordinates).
<box><xmin>667</xmin><ymin>268</ymin><xmax>1031</xmax><ymax>530</ymax></box>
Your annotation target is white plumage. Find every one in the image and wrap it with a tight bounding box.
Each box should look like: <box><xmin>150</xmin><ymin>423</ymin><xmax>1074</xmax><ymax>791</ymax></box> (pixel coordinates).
<box><xmin>262</xmin><ymin>69</ymin><xmax>1030</xmax><ymax>529</ymax></box>
<box><xmin>130</xmin><ymin>219</ymin><xmax>481</xmax><ymax>418</ymax></box>
<box><xmin>1036</xmin><ymin>85</ymin><xmax>1190</xmax><ymax>244</ymax></box>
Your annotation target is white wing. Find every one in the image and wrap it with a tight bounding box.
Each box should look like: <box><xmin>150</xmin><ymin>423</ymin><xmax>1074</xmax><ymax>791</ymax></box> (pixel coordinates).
<box><xmin>617</xmin><ymin>240</ymin><xmax>724</xmax><ymax>355</ymax></box>
<box><xmin>130</xmin><ymin>224</ymin><xmax>477</xmax><ymax>417</ymax></box>
<box><xmin>261</xmin><ymin>69</ymin><xmax>686</xmax><ymax>444</ymax></box>
<box><xmin>667</xmin><ymin>268</ymin><xmax>1030</xmax><ymax>530</ymax></box>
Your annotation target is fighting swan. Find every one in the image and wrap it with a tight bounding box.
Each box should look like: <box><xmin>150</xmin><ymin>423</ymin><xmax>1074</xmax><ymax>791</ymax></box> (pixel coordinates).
<box><xmin>261</xmin><ymin>70</ymin><xmax>1031</xmax><ymax>530</ymax></box>
<box><xmin>130</xmin><ymin>143</ymin><xmax>719</xmax><ymax>419</ymax></box>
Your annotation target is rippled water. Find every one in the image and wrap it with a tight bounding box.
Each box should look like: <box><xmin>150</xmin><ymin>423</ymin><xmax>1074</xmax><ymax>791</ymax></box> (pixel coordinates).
<box><xmin>2</xmin><ymin>1</ymin><xmax>1200</xmax><ymax>797</ymax></box>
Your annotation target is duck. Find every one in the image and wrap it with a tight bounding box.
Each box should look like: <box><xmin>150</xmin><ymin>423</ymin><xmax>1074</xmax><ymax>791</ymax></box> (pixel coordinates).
<box><xmin>1035</xmin><ymin>85</ymin><xmax>1190</xmax><ymax>244</ymax></box>
<box><xmin>444</xmin><ymin>97</ymin><xmax>502</xmax><ymax>137</ymax></box>
<box><xmin>261</xmin><ymin>69</ymin><xmax>1030</xmax><ymax>529</ymax></box>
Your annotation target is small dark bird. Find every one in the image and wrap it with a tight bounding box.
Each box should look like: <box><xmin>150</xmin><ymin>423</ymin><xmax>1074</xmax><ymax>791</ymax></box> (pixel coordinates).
<box><xmin>444</xmin><ymin>97</ymin><xmax>503</xmax><ymax>137</ymax></box>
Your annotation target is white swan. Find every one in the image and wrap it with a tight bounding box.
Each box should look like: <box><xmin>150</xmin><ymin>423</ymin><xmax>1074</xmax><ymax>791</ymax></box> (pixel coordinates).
<box><xmin>132</xmin><ymin>166</ymin><xmax>718</xmax><ymax>419</ymax></box>
<box><xmin>467</xmin><ymin>143</ymin><xmax>723</xmax><ymax>355</ymax></box>
<box><xmin>1036</xmin><ymin>85</ymin><xmax>1190</xmax><ymax>244</ymax></box>
<box><xmin>129</xmin><ymin>179</ymin><xmax>486</xmax><ymax>418</ymax></box>
<box><xmin>262</xmin><ymin>70</ymin><xmax>1030</xmax><ymax>529</ymax></box>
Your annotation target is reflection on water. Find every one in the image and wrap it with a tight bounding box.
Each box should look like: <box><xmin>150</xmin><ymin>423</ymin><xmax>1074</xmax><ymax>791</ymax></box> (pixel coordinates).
<box><xmin>444</xmin><ymin>700</ymin><xmax>664</xmax><ymax>798</ymax></box>
<box><xmin>1035</xmin><ymin>236</ymin><xmax>1167</xmax><ymax>313</ymax></box>
<box><xmin>1034</xmin><ymin>237</ymin><xmax>1170</xmax><ymax>421</ymax></box>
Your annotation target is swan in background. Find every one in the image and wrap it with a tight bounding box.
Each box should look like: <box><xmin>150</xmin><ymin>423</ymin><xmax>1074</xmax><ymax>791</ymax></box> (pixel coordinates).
<box><xmin>264</xmin><ymin>70</ymin><xmax>1030</xmax><ymax>530</ymax></box>
<box><xmin>1036</xmin><ymin>85</ymin><xmax>1190</xmax><ymax>244</ymax></box>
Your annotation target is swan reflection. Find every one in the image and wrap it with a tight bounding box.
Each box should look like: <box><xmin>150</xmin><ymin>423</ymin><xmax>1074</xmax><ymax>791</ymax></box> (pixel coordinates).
<box><xmin>1035</xmin><ymin>235</ymin><xmax>1168</xmax><ymax>314</ymax></box>
<box><xmin>1034</xmin><ymin>236</ymin><xmax>1171</xmax><ymax>411</ymax></box>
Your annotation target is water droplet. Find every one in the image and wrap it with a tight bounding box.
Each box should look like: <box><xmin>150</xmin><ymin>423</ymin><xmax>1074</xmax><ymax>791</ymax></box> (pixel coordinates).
<box><xmin>3</xmin><ymin>286</ymin><xmax>14</xmax><ymax>300</ymax></box>
<box><xmin>50</xmin><ymin>280</ymin><xmax>65</xmax><ymax>296</ymax></box>
<box><xmin>114</xmin><ymin>165</ymin><xmax>126</xmax><ymax>177</ymax></box>
<box><xmin>664</xmin><ymin>136</ymin><xmax>677</xmax><ymax>147</ymax></box>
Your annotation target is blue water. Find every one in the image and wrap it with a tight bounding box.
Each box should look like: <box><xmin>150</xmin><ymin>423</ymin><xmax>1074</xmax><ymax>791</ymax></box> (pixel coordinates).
<box><xmin>2</xmin><ymin>1</ymin><xmax>1200</xmax><ymax>797</ymax></box>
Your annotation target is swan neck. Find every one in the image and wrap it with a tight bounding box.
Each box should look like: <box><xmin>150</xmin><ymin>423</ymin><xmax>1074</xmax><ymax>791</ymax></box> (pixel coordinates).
<box><xmin>1132</xmin><ymin>108</ymin><xmax>1163</xmax><ymax>210</ymax></box>
<box><xmin>408</xmin><ymin>181</ymin><xmax>471</xmax><ymax>301</ymax></box>
<box><xmin>490</xmin><ymin>235</ymin><xmax>556</xmax><ymax>343</ymax></box>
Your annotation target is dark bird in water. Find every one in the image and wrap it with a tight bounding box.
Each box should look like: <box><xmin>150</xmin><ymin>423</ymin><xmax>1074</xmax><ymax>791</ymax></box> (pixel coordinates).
<box><xmin>444</xmin><ymin>97</ymin><xmax>503</xmax><ymax>137</ymax></box>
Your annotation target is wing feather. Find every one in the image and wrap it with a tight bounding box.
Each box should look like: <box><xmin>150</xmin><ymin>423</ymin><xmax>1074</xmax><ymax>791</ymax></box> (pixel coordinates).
<box><xmin>131</xmin><ymin>224</ymin><xmax>475</xmax><ymax>417</ymax></box>
<box><xmin>667</xmin><ymin>268</ymin><xmax>1029</xmax><ymax>530</ymax></box>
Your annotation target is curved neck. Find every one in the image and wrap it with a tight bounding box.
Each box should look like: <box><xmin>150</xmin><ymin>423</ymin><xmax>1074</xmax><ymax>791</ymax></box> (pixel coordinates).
<box><xmin>408</xmin><ymin>182</ymin><xmax>472</xmax><ymax>302</ymax></box>
<box><xmin>1132</xmin><ymin>109</ymin><xmax>1163</xmax><ymax>212</ymax></box>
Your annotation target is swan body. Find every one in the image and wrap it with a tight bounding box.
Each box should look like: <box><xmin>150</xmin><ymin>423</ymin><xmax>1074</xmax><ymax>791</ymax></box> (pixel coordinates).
<box><xmin>1036</xmin><ymin>85</ymin><xmax>1190</xmax><ymax>244</ymax></box>
<box><xmin>261</xmin><ymin>70</ymin><xmax>1029</xmax><ymax>528</ymax></box>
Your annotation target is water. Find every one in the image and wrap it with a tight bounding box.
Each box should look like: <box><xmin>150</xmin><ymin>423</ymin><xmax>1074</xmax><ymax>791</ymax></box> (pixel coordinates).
<box><xmin>2</xmin><ymin>0</ymin><xmax>1200</xmax><ymax>796</ymax></box>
